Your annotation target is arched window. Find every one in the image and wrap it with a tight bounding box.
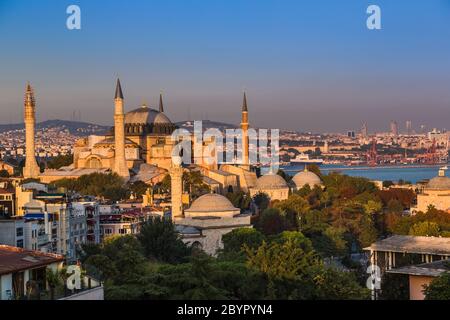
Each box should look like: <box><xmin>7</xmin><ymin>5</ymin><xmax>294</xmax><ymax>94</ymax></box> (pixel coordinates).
<box><xmin>191</xmin><ymin>241</ymin><xmax>203</xmax><ymax>251</ymax></box>
<box><xmin>87</xmin><ymin>157</ymin><xmax>102</xmax><ymax>169</ymax></box>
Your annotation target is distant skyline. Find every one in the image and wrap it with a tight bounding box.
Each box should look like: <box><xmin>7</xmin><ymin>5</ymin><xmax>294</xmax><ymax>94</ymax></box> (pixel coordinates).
<box><xmin>1</xmin><ymin>0</ymin><xmax>450</xmax><ymax>132</ymax></box>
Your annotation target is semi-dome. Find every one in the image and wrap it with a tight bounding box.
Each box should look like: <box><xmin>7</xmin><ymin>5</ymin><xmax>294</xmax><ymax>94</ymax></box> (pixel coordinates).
<box><xmin>292</xmin><ymin>169</ymin><xmax>322</xmax><ymax>189</ymax></box>
<box><xmin>256</xmin><ymin>174</ymin><xmax>288</xmax><ymax>189</ymax></box>
<box><xmin>426</xmin><ymin>176</ymin><xmax>450</xmax><ymax>190</ymax></box>
<box><xmin>94</xmin><ymin>137</ymin><xmax>139</xmax><ymax>147</ymax></box>
<box><xmin>185</xmin><ymin>194</ymin><xmax>239</xmax><ymax>213</ymax></box>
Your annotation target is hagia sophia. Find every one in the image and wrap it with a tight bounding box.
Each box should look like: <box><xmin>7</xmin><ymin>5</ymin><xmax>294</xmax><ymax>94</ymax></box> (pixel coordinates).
<box><xmin>21</xmin><ymin>80</ymin><xmax>324</xmax><ymax>255</ymax></box>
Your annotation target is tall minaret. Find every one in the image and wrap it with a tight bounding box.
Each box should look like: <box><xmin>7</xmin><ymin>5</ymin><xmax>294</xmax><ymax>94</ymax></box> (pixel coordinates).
<box><xmin>159</xmin><ymin>91</ymin><xmax>164</xmax><ymax>113</ymax></box>
<box><xmin>23</xmin><ymin>83</ymin><xmax>40</xmax><ymax>179</ymax></box>
<box><xmin>113</xmin><ymin>79</ymin><xmax>130</xmax><ymax>180</ymax></box>
<box><xmin>240</xmin><ymin>92</ymin><xmax>250</xmax><ymax>169</ymax></box>
<box><xmin>170</xmin><ymin>156</ymin><xmax>183</xmax><ymax>221</ymax></box>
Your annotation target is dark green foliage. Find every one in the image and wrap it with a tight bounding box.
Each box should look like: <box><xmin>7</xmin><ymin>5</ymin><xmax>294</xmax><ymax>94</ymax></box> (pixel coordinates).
<box><xmin>379</xmin><ymin>273</ymin><xmax>409</xmax><ymax>300</ymax></box>
<box><xmin>47</xmin><ymin>154</ymin><xmax>74</xmax><ymax>169</ymax></box>
<box><xmin>82</xmin><ymin>235</ymin><xmax>147</xmax><ymax>286</ymax></box>
<box><xmin>137</xmin><ymin>217</ymin><xmax>191</xmax><ymax>264</ymax></box>
<box><xmin>424</xmin><ymin>272</ymin><xmax>450</xmax><ymax>300</ymax></box>
<box><xmin>256</xmin><ymin>208</ymin><xmax>290</xmax><ymax>236</ymax></box>
<box><xmin>277</xmin><ymin>169</ymin><xmax>292</xmax><ymax>183</ymax></box>
<box><xmin>226</xmin><ymin>191</ymin><xmax>251</xmax><ymax>212</ymax></box>
<box><xmin>52</xmin><ymin>172</ymin><xmax>127</xmax><ymax>202</ymax></box>
<box><xmin>252</xmin><ymin>192</ymin><xmax>270</xmax><ymax>211</ymax></box>
<box><xmin>128</xmin><ymin>181</ymin><xmax>149</xmax><ymax>199</ymax></box>
<box><xmin>157</xmin><ymin>171</ymin><xmax>210</xmax><ymax>200</ymax></box>
<box><xmin>390</xmin><ymin>206</ymin><xmax>450</xmax><ymax>237</ymax></box>
<box><xmin>220</xmin><ymin>228</ymin><xmax>265</xmax><ymax>261</ymax></box>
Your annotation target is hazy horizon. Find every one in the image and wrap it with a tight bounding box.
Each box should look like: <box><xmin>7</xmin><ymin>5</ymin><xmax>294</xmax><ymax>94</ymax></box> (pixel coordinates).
<box><xmin>1</xmin><ymin>0</ymin><xmax>450</xmax><ymax>133</ymax></box>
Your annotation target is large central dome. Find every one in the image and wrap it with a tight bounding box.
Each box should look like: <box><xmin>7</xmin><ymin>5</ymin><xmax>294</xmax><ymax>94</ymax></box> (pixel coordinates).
<box><xmin>125</xmin><ymin>106</ymin><xmax>172</xmax><ymax>125</ymax></box>
<box><xmin>123</xmin><ymin>105</ymin><xmax>176</xmax><ymax>135</ymax></box>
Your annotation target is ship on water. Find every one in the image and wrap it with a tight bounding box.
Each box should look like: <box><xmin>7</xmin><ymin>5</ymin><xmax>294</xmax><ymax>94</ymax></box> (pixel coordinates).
<box><xmin>290</xmin><ymin>153</ymin><xmax>324</xmax><ymax>165</ymax></box>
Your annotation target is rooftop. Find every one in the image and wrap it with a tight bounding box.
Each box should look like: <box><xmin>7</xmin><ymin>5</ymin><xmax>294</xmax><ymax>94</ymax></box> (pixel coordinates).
<box><xmin>387</xmin><ymin>259</ymin><xmax>450</xmax><ymax>277</ymax></box>
<box><xmin>364</xmin><ymin>235</ymin><xmax>450</xmax><ymax>256</ymax></box>
<box><xmin>0</xmin><ymin>245</ymin><xmax>64</xmax><ymax>276</ymax></box>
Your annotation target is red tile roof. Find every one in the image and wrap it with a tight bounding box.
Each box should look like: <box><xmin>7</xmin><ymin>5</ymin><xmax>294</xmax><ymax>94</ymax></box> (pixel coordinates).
<box><xmin>0</xmin><ymin>245</ymin><xmax>64</xmax><ymax>276</ymax></box>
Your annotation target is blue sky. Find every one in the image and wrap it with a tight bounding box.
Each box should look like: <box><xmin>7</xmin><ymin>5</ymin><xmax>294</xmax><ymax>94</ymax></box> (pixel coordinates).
<box><xmin>1</xmin><ymin>0</ymin><xmax>450</xmax><ymax>132</ymax></box>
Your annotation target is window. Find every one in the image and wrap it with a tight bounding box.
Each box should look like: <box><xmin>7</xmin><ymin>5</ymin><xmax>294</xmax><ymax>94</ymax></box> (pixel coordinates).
<box><xmin>16</xmin><ymin>227</ymin><xmax>23</xmax><ymax>237</ymax></box>
<box><xmin>16</xmin><ymin>239</ymin><xmax>24</xmax><ymax>248</ymax></box>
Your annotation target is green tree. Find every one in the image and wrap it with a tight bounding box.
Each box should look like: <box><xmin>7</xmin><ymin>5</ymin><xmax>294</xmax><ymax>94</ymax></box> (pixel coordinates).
<box><xmin>47</xmin><ymin>154</ymin><xmax>74</xmax><ymax>169</ymax></box>
<box><xmin>424</xmin><ymin>272</ymin><xmax>450</xmax><ymax>300</ymax></box>
<box><xmin>128</xmin><ymin>181</ymin><xmax>149</xmax><ymax>199</ymax></box>
<box><xmin>256</xmin><ymin>208</ymin><xmax>289</xmax><ymax>236</ymax></box>
<box><xmin>226</xmin><ymin>191</ymin><xmax>251</xmax><ymax>212</ymax></box>
<box><xmin>220</xmin><ymin>228</ymin><xmax>265</xmax><ymax>259</ymax></box>
<box><xmin>363</xmin><ymin>200</ymin><xmax>382</xmax><ymax>215</ymax></box>
<box><xmin>100</xmin><ymin>235</ymin><xmax>148</xmax><ymax>284</ymax></box>
<box><xmin>409</xmin><ymin>221</ymin><xmax>441</xmax><ymax>237</ymax></box>
<box><xmin>183</xmin><ymin>171</ymin><xmax>210</xmax><ymax>200</ymax></box>
<box><xmin>312</xmin><ymin>268</ymin><xmax>370</xmax><ymax>300</ymax></box>
<box><xmin>244</xmin><ymin>237</ymin><xmax>320</xmax><ymax>281</ymax></box>
<box><xmin>137</xmin><ymin>217</ymin><xmax>191</xmax><ymax>264</ymax></box>
<box><xmin>253</xmin><ymin>192</ymin><xmax>270</xmax><ymax>212</ymax></box>
<box><xmin>45</xmin><ymin>268</ymin><xmax>63</xmax><ymax>300</ymax></box>
<box><xmin>277</xmin><ymin>169</ymin><xmax>292</xmax><ymax>183</ymax></box>
<box><xmin>53</xmin><ymin>172</ymin><xmax>127</xmax><ymax>202</ymax></box>
<box><xmin>274</xmin><ymin>194</ymin><xmax>310</xmax><ymax>228</ymax></box>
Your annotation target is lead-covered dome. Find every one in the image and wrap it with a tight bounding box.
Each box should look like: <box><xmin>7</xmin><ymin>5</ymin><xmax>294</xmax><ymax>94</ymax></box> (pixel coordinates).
<box><xmin>426</xmin><ymin>176</ymin><xmax>450</xmax><ymax>190</ymax></box>
<box><xmin>256</xmin><ymin>174</ymin><xmax>288</xmax><ymax>189</ymax></box>
<box><xmin>185</xmin><ymin>194</ymin><xmax>239</xmax><ymax>213</ymax></box>
<box><xmin>123</xmin><ymin>106</ymin><xmax>176</xmax><ymax>135</ymax></box>
<box><xmin>292</xmin><ymin>170</ymin><xmax>322</xmax><ymax>189</ymax></box>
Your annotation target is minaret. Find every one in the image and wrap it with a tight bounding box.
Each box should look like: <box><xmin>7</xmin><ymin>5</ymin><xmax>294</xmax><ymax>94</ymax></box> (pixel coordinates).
<box><xmin>113</xmin><ymin>79</ymin><xmax>130</xmax><ymax>180</ymax></box>
<box><xmin>159</xmin><ymin>91</ymin><xmax>164</xmax><ymax>113</ymax></box>
<box><xmin>170</xmin><ymin>156</ymin><xmax>183</xmax><ymax>221</ymax></box>
<box><xmin>240</xmin><ymin>92</ymin><xmax>250</xmax><ymax>169</ymax></box>
<box><xmin>23</xmin><ymin>83</ymin><xmax>40</xmax><ymax>179</ymax></box>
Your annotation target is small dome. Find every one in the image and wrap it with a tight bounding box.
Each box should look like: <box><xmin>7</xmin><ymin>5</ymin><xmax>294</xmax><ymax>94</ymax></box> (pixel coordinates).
<box><xmin>256</xmin><ymin>174</ymin><xmax>288</xmax><ymax>189</ymax></box>
<box><xmin>293</xmin><ymin>170</ymin><xmax>322</xmax><ymax>189</ymax></box>
<box><xmin>185</xmin><ymin>194</ymin><xmax>238</xmax><ymax>213</ymax></box>
<box><xmin>426</xmin><ymin>176</ymin><xmax>450</xmax><ymax>190</ymax></box>
<box><xmin>125</xmin><ymin>106</ymin><xmax>172</xmax><ymax>125</ymax></box>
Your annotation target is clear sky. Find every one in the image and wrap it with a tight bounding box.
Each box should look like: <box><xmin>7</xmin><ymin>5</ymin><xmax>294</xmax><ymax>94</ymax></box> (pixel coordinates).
<box><xmin>1</xmin><ymin>0</ymin><xmax>450</xmax><ymax>133</ymax></box>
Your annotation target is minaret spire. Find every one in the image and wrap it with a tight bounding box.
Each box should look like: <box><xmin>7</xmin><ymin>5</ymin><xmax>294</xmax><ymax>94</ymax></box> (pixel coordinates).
<box><xmin>113</xmin><ymin>78</ymin><xmax>129</xmax><ymax>181</ymax></box>
<box><xmin>159</xmin><ymin>91</ymin><xmax>164</xmax><ymax>113</ymax></box>
<box><xmin>240</xmin><ymin>92</ymin><xmax>250</xmax><ymax>169</ymax></box>
<box><xmin>115</xmin><ymin>78</ymin><xmax>124</xmax><ymax>100</ymax></box>
<box><xmin>23</xmin><ymin>82</ymin><xmax>40</xmax><ymax>179</ymax></box>
<box><xmin>242</xmin><ymin>91</ymin><xmax>248</xmax><ymax>112</ymax></box>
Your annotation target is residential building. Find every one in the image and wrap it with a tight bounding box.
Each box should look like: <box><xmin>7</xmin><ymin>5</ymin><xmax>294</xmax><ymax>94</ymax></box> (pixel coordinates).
<box><xmin>0</xmin><ymin>245</ymin><xmax>64</xmax><ymax>300</ymax></box>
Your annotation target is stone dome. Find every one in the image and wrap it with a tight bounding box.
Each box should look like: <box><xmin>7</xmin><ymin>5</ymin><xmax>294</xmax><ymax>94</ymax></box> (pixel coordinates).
<box><xmin>426</xmin><ymin>176</ymin><xmax>450</xmax><ymax>190</ymax></box>
<box><xmin>256</xmin><ymin>174</ymin><xmax>288</xmax><ymax>189</ymax></box>
<box><xmin>292</xmin><ymin>170</ymin><xmax>322</xmax><ymax>189</ymax></box>
<box><xmin>185</xmin><ymin>194</ymin><xmax>239</xmax><ymax>213</ymax></box>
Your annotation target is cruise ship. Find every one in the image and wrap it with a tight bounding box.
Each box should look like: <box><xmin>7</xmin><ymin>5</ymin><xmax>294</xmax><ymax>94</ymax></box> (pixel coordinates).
<box><xmin>290</xmin><ymin>153</ymin><xmax>324</xmax><ymax>165</ymax></box>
